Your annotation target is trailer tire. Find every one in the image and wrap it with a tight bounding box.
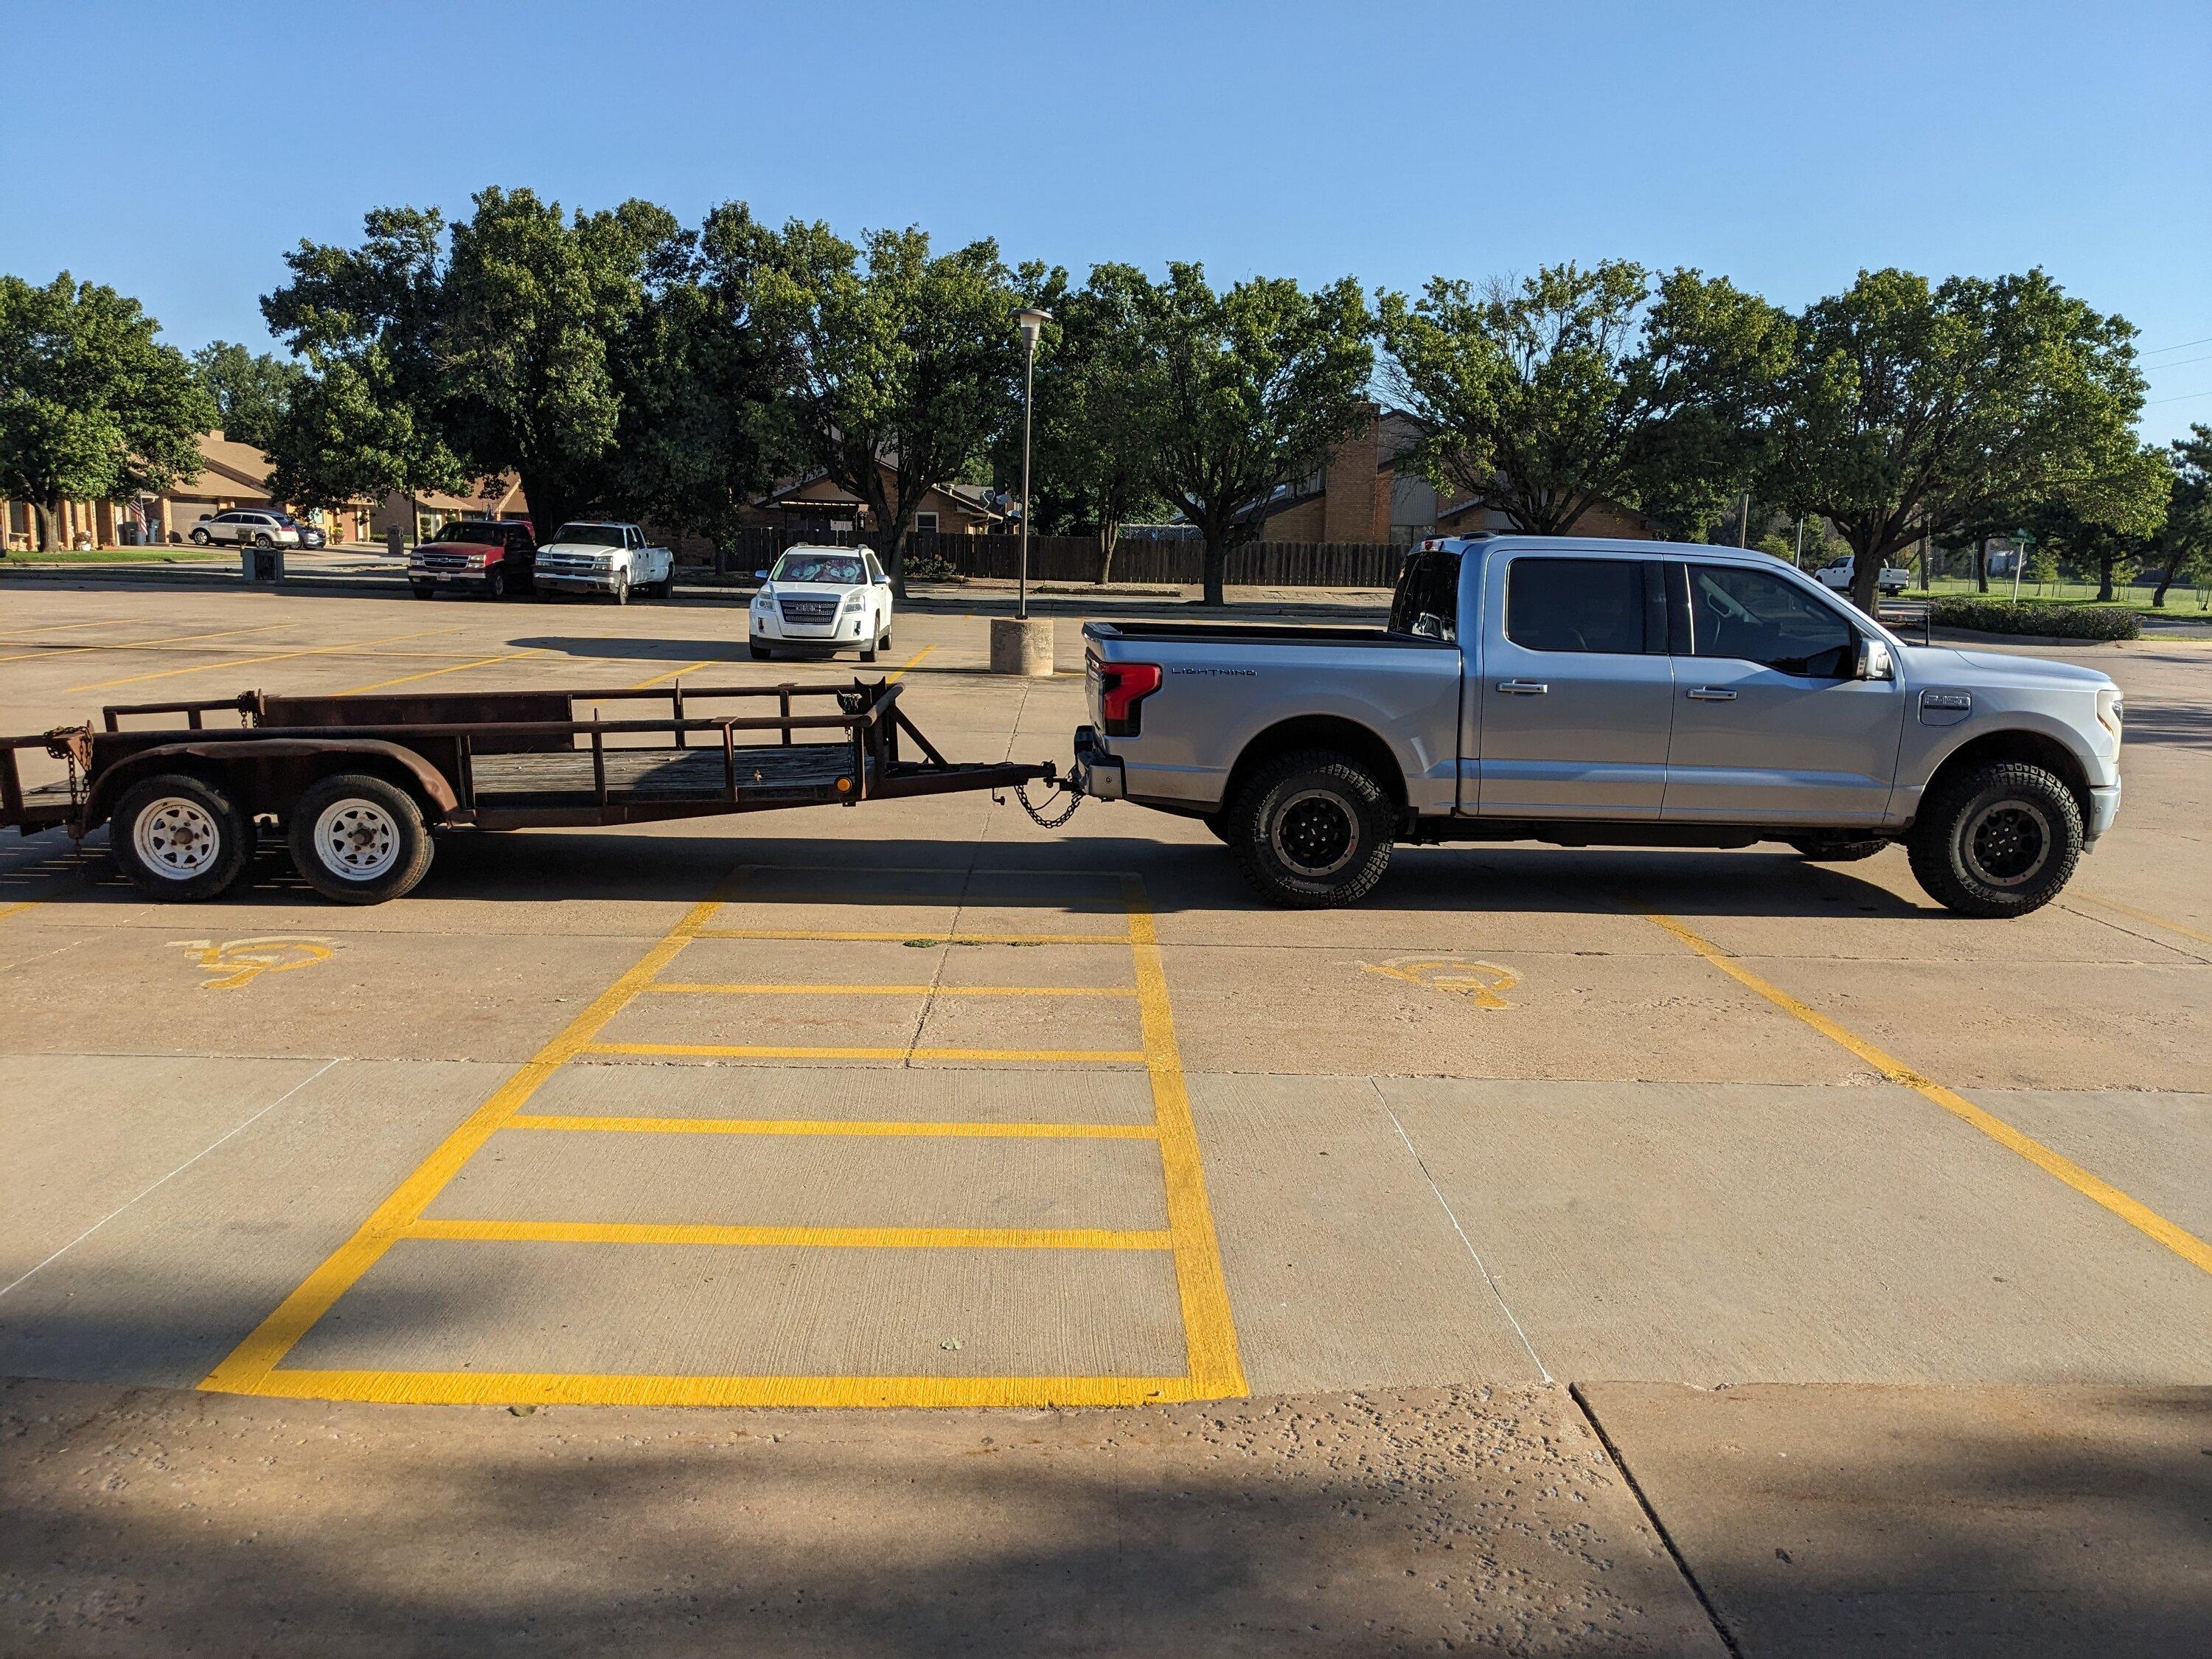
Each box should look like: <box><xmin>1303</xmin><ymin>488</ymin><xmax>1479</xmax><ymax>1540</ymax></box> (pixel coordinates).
<box><xmin>1225</xmin><ymin>749</ymin><xmax>1394</xmax><ymax>908</ymax></box>
<box><xmin>111</xmin><ymin>773</ymin><xmax>253</xmax><ymax>902</ymax></box>
<box><xmin>1907</xmin><ymin>760</ymin><xmax>2081</xmax><ymax>918</ymax></box>
<box><xmin>288</xmin><ymin>773</ymin><xmax>434</xmax><ymax>905</ymax></box>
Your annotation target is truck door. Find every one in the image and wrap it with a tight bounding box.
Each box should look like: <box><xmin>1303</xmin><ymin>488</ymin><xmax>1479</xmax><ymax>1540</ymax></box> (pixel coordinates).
<box><xmin>1475</xmin><ymin>552</ymin><xmax>1674</xmax><ymax>818</ymax></box>
<box><xmin>1660</xmin><ymin>560</ymin><xmax>1905</xmax><ymax>824</ymax></box>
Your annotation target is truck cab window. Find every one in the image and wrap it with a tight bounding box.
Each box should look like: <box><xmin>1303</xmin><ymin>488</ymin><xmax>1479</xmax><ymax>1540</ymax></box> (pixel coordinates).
<box><xmin>1688</xmin><ymin>564</ymin><xmax>1855</xmax><ymax>678</ymax></box>
<box><xmin>1387</xmin><ymin>549</ymin><xmax>1459</xmax><ymax>640</ymax></box>
<box><xmin>1505</xmin><ymin>558</ymin><xmax>1653</xmax><ymax>654</ymax></box>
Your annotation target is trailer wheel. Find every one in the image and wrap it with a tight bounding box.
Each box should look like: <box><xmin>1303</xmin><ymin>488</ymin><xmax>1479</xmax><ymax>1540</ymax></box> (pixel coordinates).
<box><xmin>288</xmin><ymin>773</ymin><xmax>434</xmax><ymax>905</ymax></box>
<box><xmin>1225</xmin><ymin>749</ymin><xmax>1394</xmax><ymax>908</ymax></box>
<box><xmin>111</xmin><ymin>773</ymin><xmax>253</xmax><ymax>902</ymax></box>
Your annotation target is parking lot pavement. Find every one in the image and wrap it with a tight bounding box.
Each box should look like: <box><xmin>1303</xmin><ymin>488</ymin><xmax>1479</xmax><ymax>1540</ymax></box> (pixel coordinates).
<box><xmin>2</xmin><ymin>582</ymin><xmax>2210</xmax><ymax>1651</ymax></box>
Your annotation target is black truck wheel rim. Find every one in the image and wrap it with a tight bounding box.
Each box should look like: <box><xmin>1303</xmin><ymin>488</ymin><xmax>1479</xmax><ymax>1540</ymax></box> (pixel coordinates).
<box><xmin>1272</xmin><ymin>789</ymin><xmax>1358</xmax><ymax>878</ymax></box>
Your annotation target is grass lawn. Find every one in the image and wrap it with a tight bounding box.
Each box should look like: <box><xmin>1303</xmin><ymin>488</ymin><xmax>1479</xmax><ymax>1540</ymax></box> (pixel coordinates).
<box><xmin>1</xmin><ymin>548</ymin><xmax>226</xmax><ymax>566</ymax></box>
<box><xmin>1903</xmin><ymin>575</ymin><xmax>2212</xmax><ymax>617</ymax></box>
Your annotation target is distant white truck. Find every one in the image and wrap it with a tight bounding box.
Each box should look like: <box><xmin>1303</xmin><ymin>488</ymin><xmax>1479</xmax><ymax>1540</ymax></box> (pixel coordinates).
<box><xmin>532</xmin><ymin>521</ymin><xmax>674</xmax><ymax>605</ymax></box>
<box><xmin>1815</xmin><ymin>554</ymin><xmax>1912</xmax><ymax>598</ymax></box>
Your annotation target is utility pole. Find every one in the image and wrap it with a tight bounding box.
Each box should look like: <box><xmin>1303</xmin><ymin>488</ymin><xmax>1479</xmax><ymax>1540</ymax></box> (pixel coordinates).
<box><xmin>1737</xmin><ymin>491</ymin><xmax>1750</xmax><ymax>548</ymax></box>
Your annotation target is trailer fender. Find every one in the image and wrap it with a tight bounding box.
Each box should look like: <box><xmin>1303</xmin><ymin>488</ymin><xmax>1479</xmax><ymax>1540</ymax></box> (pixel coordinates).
<box><xmin>85</xmin><ymin>739</ymin><xmax>460</xmax><ymax>827</ymax></box>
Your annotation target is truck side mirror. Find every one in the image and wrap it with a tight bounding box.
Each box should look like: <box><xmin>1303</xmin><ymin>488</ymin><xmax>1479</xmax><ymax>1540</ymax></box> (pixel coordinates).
<box><xmin>1856</xmin><ymin>638</ymin><xmax>1894</xmax><ymax>681</ymax></box>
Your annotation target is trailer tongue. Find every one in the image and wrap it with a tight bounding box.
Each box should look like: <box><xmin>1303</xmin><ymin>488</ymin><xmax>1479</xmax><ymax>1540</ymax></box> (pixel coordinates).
<box><xmin>1</xmin><ymin>678</ymin><xmax>1054</xmax><ymax>905</ymax></box>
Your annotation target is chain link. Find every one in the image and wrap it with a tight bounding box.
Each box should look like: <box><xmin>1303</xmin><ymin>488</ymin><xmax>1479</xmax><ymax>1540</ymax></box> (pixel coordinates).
<box><xmin>1013</xmin><ymin>779</ymin><xmax>1082</xmax><ymax>828</ymax></box>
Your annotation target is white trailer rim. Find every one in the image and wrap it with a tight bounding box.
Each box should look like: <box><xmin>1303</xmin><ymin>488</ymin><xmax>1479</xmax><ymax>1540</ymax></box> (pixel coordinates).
<box><xmin>313</xmin><ymin>799</ymin><xmax>401</xmax><ymax>880</ymax></box>
<box><xmin>133</xmin><ymin>797</ymin><xmax>223</xmax><ymax>878</ymax></box>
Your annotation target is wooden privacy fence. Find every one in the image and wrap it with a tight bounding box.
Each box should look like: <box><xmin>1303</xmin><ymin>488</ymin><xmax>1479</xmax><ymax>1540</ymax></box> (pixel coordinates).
<box><xmin>675</xmin><ymin>527</ymin><xmax>1414</xmax><ymax>591</ymax></box>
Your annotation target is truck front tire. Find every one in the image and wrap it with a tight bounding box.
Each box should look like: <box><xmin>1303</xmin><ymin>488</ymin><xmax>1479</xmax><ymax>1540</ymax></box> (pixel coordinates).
<box><xmin>288</xmin><ymin>773</ymin><xmax>434</xmax><ymax>905</ymax></box>
<box><xmin>111</xmin><ymin>773</ymin><xmax>254</xmax><ymax>901</ymax></box>
<box><xmin>1225</xmin><ymin>749</ymin><xmax>1394</xmax><ymax>908</ymax></box>
<box><xmin>1907</xmin><ymin>761</ymin><xmax>2081</xmax><ymax>918</ymax></box>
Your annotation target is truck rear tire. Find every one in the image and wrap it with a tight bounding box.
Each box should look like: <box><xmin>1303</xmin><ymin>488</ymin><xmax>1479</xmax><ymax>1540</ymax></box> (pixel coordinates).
<box><xmin>1225</xmin><ymin>749</ymin><xmax>1394</xmax><ymax>908</ymax></box>
<box><xmin>1907</xmin><ymin>761</ymin><xmax>2081</xmax><ymax>918</ymax></box>
<box><xmin>288</xmin><ymin>773</ymin><xmax>434</xmax><ymax>905</ymax></box>
<box><xmin>111</xmin><ymin>773</ymin><xmax>253</xmax><ymax>902</ymax></box>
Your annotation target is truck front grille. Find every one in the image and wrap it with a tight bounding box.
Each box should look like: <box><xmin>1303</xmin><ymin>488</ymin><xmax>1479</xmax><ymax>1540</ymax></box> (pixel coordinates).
<box><xmin>778</xmin><ymin>597</ymin><xmax>838</xmax><ymax>625</ymax></box>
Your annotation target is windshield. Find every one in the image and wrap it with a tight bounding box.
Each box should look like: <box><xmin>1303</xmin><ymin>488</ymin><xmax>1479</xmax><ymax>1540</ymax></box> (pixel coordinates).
<box><xmin>428</xmin><ymin>522</ymin><xmax>502</xmax><ymax>545</ymax></box>
<box><xmin>552</xmin><ymin>524</ymin><xmax>626</xmax><ymax>547</ymax></box>
<box><xmin>771</xmin><ymin>552</ymin><xmax>866</xmax><ymax>585</ymax></box>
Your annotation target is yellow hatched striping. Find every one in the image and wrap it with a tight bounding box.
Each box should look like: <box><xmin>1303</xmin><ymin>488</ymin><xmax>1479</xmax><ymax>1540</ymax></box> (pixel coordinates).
<box><xmin>406</xmin><ymin>1217</ymin><xmax>1172</xmax><ymax>1250</ymax></box>
<box><xmin>694</xmin><ymin>928</ymin><xmax>1132</xmax><ymax>945</ymax></box>
<box><xmin>582</xmin><ymin>1041</ymin><xmax>1147</xmax><ymax>1063</ymax></box>
<box><xmin>201</xmin><ymin>865</ymin><xmax>1246</xmax><ymax>1407</ymax></box>
<box><xmin>0</xmin><ymin>619</ymin><xmax>291</xmax><ymax>663</ymax></box>
<box><xmin>70</xmin><ymin>625</ymin><xmax>465</xmax><ymax>692</ymax></box>
<box><xmin>338</xmin><ymin>647</ymin><xmax>546</xmax><ymax>695</ymax></box>
<box><xmin>644</xmin><ymin>981</ymin><xmax>1136</xmax><ymax>998</ymax></box>
<box><xmin>505</xmin><ymin>1113</ymin><xmax>1158</xmax><ymax>1140</ymax></box>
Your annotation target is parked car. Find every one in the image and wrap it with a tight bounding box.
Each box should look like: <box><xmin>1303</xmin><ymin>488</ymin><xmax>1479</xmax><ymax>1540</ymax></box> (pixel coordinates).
<box><xmin>532</xmin><ymin>522</ymin><xmax>673</xmax><ymax>604</ymax></box>
<box><xmin>1072</xmin><ymin>535</ymin><xmax>2123</xmax><ymax>918</ymax></box>
<box><xmin>1815</xmin><ymin>554</ymin><xmax>1911</xmax><ymax>597</ymax></box>
<box><xmin>408</xmin><ymin>518</ymin><xmax>538</xmax><ymax>600</ymax></box>
<box><xmin>271</xmin><ymin>513</ymin><xmax>325</xmax><ymax>549</ymax></box>
<box><xmin>189</xmin><ymin>509</ymin><xmax>299</xmax><ymax>549</ymax></box>
<box><xmin>748</xmin><ymin>545</ymin><xmax>895</xmax><ymax>661</ymax></box>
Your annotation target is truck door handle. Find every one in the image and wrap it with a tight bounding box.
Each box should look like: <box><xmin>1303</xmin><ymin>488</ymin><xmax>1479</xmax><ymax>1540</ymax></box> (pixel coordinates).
<box><xmin>1686</xmin><ymin>686</ymin><xmax>1737</xmax><ymax>701</ymax></box>
<box><xmin>1496</xmin><ymin>680</ymin><xmax>1548</xmax><ymax>695</ymax></box>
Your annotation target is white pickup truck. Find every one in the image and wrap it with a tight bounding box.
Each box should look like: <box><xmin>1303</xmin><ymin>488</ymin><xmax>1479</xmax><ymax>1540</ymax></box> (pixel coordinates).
<box><xmin>1815</xmin><ymin>554</ymin><xmax>1912</xmax><ymax>597</ymax></box>
<box><xmin>532</xmin><ymin>521</ymin><xmax>674</xmax><ymax>604</ymax></box>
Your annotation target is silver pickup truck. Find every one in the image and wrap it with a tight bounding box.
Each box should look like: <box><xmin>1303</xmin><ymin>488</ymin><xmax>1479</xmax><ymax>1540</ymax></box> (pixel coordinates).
<box><xmin>1073</xmin><ymin>535</ymin><xmax>2123</xmax><ymax>915</ymax></box>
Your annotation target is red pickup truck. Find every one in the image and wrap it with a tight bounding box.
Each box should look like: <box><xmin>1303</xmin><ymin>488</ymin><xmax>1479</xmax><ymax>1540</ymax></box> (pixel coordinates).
<box><xmin>408</xmin><ymin>518</ymin><xmax>538</xmax><ymax>600</ymax></box>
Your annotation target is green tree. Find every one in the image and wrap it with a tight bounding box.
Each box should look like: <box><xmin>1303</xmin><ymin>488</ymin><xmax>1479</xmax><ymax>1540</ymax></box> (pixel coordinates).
<box><xmin>262</xmin><ymin>206</ymin><xmax>469</xmax><ymax>514</ymax></box>
<box><xmin>2014</xmin><ymin>443</ymin><xmax>2170</xmax><ymax>601</ymax></box>
<box><xmin>1127</xmin><ymin>263</ymin><xmax>1373</xmax><ymax>605</ymax></box>
<box><xmin>1764</xmin><ymin>268</ymin><xmax>2146</xmax><ymax>609</ymax></box>
<box><xmin>0</xmin><ymin>273</ymin><xmax>213</xmax><ymax>552</ymax></box>
<box><xmin>1017</xmin><ymin>262</ymin><xmax>1166</xmax><ymax>582</ymax></box>
<box><xmin>189</xmin><ymin>341</ymin><xmax>302</xmax><ymax>450</ymax></box>
<box><xmin>1380</xmin><ymin>260</ymin><xmax>1790</xmax><ymax>541</ymax></box>
<box><xmin>755</xmin><ymin>223</ymin><xmax>1019</xmax><ymax>597</ymax></box>
<box><xmin>2151</xmin><ymin>424</ymin><xmax>2211</xmax><ymax>608</ymax></box>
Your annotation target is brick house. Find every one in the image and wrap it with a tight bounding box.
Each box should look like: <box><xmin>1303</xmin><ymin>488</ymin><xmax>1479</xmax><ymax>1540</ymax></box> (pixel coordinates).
<box><xmin>371</xmin><ymin>477</ymin><xmax>529</xmax><ymax>544</ymax></box>
<box><xmin>754</xmin><ymin>466</ymin><xmax>1006</xmax><ymax>540</ymax></box>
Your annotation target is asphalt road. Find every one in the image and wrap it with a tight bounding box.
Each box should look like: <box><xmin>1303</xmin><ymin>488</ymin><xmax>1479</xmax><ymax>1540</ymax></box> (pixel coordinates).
<box><xmin>2</xmin><ymin>572</ymin><xmax>2208</xmax><ymax>1655</ymax></box>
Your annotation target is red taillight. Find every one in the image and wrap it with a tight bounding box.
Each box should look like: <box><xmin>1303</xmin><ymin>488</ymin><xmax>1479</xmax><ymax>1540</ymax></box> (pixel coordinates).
<box><xmin>1099</xmin><ymin>661</ymin><xmax>1163</xmax><ymax>736</ymax></box>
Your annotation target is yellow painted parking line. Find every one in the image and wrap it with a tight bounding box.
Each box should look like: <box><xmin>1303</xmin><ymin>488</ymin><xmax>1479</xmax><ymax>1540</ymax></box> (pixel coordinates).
<box><xmin>505</xmin><ymin>1113</ymin><xmax>1158</xmax><ymax>1140</ymax></box>
<box><xmin>628</xmin><ymin>657</ymin><xmax>728</xmax><ymax>689</ymax></box>
<box><xmin>220</xmin><ymin>1368</ymin><xmax>1212</xmax><ymax>1409</ymax></box>
<box><xmin>693</xmin><ymin>928</ymin><xmax>1132</xmax><ymax>945</ymax></box>
<box><xmin>0</xmin><ymin>901</ymin><xmax>39</xmax><ymax>924</ymax></box>
<box><xmin>0</xmin><ymin>619</ymin><xmax>290</xmax><ymax>663</ymax></box>
<box><xmin>645</xmin><ymin>981</ymin><xmax>1135</xmax><ymax>997</ymax></box>
<box><xmin>338</xmin><ymin>647</ymin><xmax>544</xmax><ymax>695</ymax></box>
<box><xmin>72</xmin><ymin>625</ymin><xmax>465</xmax><ymax>692</ymax></box>
<box><xmin>406</xmin><ymin>1217</ymin><xmax>1172</xmax><ymax>1251</ymax></box>
<box><xmin>2075</xmin><ymin>892</ymin><xmax>2212</xmax><ymax>947</ymax></box>
<box><xmin>583</xmin><ymin>1041</ymin><xmax>1147</xmax><ymax>1062</ymax></box>
<box><xmin>0</xmin><ymin>616</ymin><xmax>142</xmax><ymax>639</ymax></box>
<box><xmin>1123</xmin><ymin>874</ymin><xmax>1249</xmax><ymax>1399</ymax></box>
<box><xmin>200</xmin><ymin>867</ymin><xmax>747</xmax><ymax>1397</ymax></box>
<box><xmin>886</xmin><ymin>644</ymin><xmax>933</xmax><ymax>680</ymax></box>
<box><xmin>1643</xmin><ymin>910</ymin><xmax>2212</xmax><ymax>1276</ymax></box>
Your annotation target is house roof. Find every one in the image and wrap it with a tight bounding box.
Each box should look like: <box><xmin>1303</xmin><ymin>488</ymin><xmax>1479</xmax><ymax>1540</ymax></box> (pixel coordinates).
<box><xmin>759</xmin><ymin>468</ymin><xmax>1004</xmax><ymax>521</ymax></box>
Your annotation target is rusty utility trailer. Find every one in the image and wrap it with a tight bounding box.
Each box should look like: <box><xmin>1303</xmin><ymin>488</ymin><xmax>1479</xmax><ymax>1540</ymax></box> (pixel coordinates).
<box><xmin>1</xmin><ymin>678</ymin><xmax>1050</xmax><ymax>905</ymax></box>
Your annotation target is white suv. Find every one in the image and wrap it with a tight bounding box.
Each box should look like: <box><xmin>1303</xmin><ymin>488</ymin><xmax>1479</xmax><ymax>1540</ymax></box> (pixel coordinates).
<box><xmin>749</xmin><ymin>546</ymin><xmax>895</xmax><ymax>661</ymax></box>
<box><xmin>190</xmin><ymin>509</ymin><xmax>299</xmax><ymax>548</ymax></box>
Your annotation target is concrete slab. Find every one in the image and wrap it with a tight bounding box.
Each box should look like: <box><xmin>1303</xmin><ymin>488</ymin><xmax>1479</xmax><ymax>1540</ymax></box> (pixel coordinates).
<box><xmin>529</xmin><ymin>1061</ymin><xmax>1161</xmax><ymax>1125</ymax></box>
<box><xmin>422</xmin><ymin>1123</ymin><xmax>1172</xmax><ymax>1232</ymax></box>
<box><xmin>1379</xmin><ymin>1077</ymin><xmax>2212</xmax><ymax>1383</ymax></box>
<box><xmin>1960</xmin><ymin>1089</ymin><xmax>2212</xmax><ymax>1239</ymax></box>
<box><xmin>0</xmin><ymin>1377</ymin><xmax>1725</xmax><ymax>1656</ymax></box>
<box><xmin>283</xmin><ymin>1237</ymin><xmax>1192</xmax><ymax>1380</ymax></box>
<box><xmin>1578</xmin><ymin>1382</ymin><xmax>2212</xmax><ymax>1658</ymax></box>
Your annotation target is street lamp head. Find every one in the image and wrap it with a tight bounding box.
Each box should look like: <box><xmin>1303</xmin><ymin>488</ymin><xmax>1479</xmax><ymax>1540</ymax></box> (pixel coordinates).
<box><xmin>1015</xmin><ymin>307</ymin><xmax>1051</xmax><ymax>351</ymax></box>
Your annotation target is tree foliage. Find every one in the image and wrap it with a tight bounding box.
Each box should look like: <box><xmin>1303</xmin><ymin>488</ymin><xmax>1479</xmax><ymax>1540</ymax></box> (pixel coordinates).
<box><xmin>753</xmin><ymin>223</ymin><xmax>1018</xmax><ymax>595</ymax></box>
<box><xmin>0</xmin><ymin>272</ymin><xmax>213</xmax><ymax>550</ymax></box>
<box><xmin>2152</xmin><ymin>423</ymin><xmax>2212</xmax><ymax>606</ymax></box>
<box><xmin>1124</xmin><ymin>264</ymin><xmax>1373</xmax><ymax>605</ymax></box>
<box><xmin>189</xmin><ymin>340</ymin><xmax>302</xmax><ymax>450</ymax></box>
<box><xmin>1380</xmin><ymin>260</ymin><xmax>1790</xmax><ymax>540</ymax></box>
<box><xmin>1764</xmin><ymin>267</ymin><xmax>2146</xmax><ymax>608</ymax></box>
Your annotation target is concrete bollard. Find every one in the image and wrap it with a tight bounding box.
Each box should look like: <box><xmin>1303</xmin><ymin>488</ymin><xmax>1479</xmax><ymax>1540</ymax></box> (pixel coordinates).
<box><xmin>989</xmin><ymin>615</ymin><xmax>1055</xmax><ymax>676</ymax></box>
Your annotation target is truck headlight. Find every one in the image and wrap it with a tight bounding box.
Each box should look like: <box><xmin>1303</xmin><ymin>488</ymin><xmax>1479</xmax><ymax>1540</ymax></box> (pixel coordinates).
<box><xmin>2097</xmin><ymin>687</ymin><xmax>2124</xmax><ymax>740</ymax></box>
<box><xmin>839</xmin><ymin>591</ymin><xmax>863</xmax><ymax>610</ymax></box>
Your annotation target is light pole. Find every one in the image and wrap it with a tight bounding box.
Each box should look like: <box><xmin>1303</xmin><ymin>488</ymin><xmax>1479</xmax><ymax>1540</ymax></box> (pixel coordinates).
<box><xmin>1014</xmin><ymin>307</ymin><xmax>1050</xmax><ymax>621</ymax></box>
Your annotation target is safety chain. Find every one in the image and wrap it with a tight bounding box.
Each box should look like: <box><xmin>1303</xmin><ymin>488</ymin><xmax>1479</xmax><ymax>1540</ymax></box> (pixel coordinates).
<box><xmin>1013</xmin><ymin>778</ymin><xmax>1083</xmax><ymax>828</ymax></box>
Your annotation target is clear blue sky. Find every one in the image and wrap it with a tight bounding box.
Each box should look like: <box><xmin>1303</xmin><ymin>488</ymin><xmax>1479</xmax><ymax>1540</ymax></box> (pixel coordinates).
<box><xmin>4</xmin><ymin>0</ymin><xmax>2207</xmax><ymax>439</ymax></box>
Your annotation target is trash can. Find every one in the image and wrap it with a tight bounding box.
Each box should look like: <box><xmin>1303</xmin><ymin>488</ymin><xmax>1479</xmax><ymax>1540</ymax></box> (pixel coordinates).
<box><xmin>120</xmin><ymin>521</ymin><xmax>144</xmax><ymax>547</ymax></box>
<box><xmin>242</xmin><ymin>546</ymin><xmax>285</xmax><ymax>582</ymax></box>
